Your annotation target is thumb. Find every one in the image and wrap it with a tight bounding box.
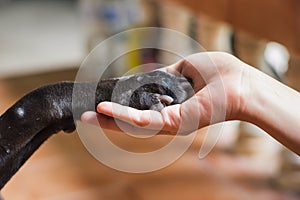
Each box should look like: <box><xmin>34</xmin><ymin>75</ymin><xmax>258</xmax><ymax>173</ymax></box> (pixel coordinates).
<box><xmin>164</xmin><ymin>94</ymin><xmax>202</xmax><ymax>135</ymax></box>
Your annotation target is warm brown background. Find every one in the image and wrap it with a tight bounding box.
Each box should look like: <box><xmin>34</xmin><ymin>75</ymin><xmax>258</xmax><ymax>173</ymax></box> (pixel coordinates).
<box><xmin>164</xmin><ymin>0</ymin><xmax>300</xmax><ymax>56</ymax></box>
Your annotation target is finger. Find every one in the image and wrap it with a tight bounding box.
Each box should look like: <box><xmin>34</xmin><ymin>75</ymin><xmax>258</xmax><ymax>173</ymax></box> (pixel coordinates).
<box><xmin>81</xmin><ymin>111</ymin><xmax>119</xmax><ymax>131</ymax></box>
<box><xmin>164</xmin><ymin>56</ymin><xmax>197</xmax><ymax>76</ymax></box>
<box><xmin>81</xmin><ymin>111</ymin><xmax>98</xmax><ymax>126</ymax></box>
<box><xmin>164</xmin><ymin>57</ymin><xmax>206</xmax><ymax>91</ymax></box>
<box><xmin>145</xmin><ymin>92</ymin><xmax>207</xmax><ymax>134</ymax></box>
<box><xmin>97</xmin><ymin>102</ymin><xmax>165</xmax><ymax>130</ymax></box>
<box><xmin>81</xmin><ymin>111</ymin><xmax>170</xmax><ymax>136</ymax></box>
<box><xmin>97</xmin><ymin>98</ymin><xmax>201</xmax><ymax>135</ymax></box>
<box><xmin>161</xmin><ymin>95</ymin><xmax>203</xmax><ymax>134</ymax></box>
<box><xmin>81</xmin><ymin>111</ymin><xmax>134</xmax><ymax>132</ymax></box>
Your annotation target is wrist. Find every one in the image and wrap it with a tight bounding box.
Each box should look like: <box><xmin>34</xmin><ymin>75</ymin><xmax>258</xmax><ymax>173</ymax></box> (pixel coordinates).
<box><xmin>237</xmin><ymin>66</ymin><xmax>285</xmax><ymax>126</ymax></box>
<box><xmin>234</xmin><ymin>65</ymin><xmax>268</xmax><ymax>124</ymax></box>
<box><xmin>237</xmin><ymin>66</ymin><xmax>300</xmax><ymax>154</ymax></box>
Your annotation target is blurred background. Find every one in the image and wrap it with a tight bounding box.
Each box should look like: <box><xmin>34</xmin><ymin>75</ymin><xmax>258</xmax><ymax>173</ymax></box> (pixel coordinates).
<box><xmin>0</xmin><ymin>0</ymin><xmax>299</xmax><ymax>199</ymax></box>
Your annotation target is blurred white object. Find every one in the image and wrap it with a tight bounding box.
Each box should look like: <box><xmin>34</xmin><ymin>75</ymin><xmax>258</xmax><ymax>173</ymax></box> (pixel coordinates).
<box><xmin>264</xmin><ymin>42</ymin><xmax>290</xmax><ymax>75</ymax></box>
<box><xmin>0</xmin><ymin>0</ymin><xmax>85</xmax><ymax>78</ymax></box>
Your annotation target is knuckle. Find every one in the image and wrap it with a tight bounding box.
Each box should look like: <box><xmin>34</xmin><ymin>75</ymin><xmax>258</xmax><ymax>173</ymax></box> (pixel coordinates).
<box><xmin>131</xmin><ymin>111</ymin><xmax>150</xmax><ymax>127</ymax></box>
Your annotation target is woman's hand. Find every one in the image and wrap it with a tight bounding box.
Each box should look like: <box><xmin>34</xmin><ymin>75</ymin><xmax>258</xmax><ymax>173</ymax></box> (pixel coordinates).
<box><xmin>82</xmin><ymin>51</ymin><xmax>300</xmax><ymax>155</ymax></box>
<box><xmin>82</xmin><ymin>52</ymin><xmax>250</xmax><ymax>135</ymax></box>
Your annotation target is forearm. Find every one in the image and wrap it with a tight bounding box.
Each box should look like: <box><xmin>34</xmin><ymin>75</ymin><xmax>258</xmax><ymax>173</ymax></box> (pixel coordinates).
<box><xmin>241</xmin><ymin>67</ymin><xmax>300</xmax><ymax>155</ymax></box>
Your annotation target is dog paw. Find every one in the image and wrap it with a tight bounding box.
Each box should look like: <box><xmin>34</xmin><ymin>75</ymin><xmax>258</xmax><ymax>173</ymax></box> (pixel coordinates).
<box><xmin>113</xmin><ymin>71</ymin><xmax>194</xmax><ymax>111</ymax></box>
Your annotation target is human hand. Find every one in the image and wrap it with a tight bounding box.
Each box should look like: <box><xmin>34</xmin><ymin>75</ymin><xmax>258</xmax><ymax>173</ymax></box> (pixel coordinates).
<box><xmin>81</xmin><ymin>52</ymin><xmax>250</xmax><ymax>135</ymax></box>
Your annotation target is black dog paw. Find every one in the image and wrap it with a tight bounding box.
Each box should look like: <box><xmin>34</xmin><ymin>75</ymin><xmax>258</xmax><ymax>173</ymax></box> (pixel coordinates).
<box><xmin>112</xmin><ymin>70</ymin><xmax>194</xmax><ymax>111</ymax></box>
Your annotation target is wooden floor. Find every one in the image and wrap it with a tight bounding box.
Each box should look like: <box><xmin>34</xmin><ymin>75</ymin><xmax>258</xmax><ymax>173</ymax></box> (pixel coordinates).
<box><xmin>0</xmin><ymin>70</ymin><xmax>299</xmax><ymax>200</ymax></box>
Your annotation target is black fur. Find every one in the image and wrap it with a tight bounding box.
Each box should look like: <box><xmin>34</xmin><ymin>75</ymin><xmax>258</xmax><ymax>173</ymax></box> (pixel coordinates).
<box><xmin>0</xmin><ymin>71</ymin><xmax>193</xmax><ymax>189</ymax></box>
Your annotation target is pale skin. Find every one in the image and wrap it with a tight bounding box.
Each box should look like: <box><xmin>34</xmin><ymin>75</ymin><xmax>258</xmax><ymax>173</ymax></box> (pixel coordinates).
<box><xmin>81</xmin><ymin>52</ymin><xmax>300</xmax><ymax>155</ymax></box>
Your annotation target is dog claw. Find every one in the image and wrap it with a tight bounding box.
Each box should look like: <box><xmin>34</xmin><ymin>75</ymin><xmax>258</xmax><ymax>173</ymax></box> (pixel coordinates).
<box><xmin>159</xmin><ymin>95</ymin><xmax>174</xmax><ymax>106</ymax></box>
